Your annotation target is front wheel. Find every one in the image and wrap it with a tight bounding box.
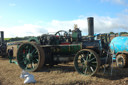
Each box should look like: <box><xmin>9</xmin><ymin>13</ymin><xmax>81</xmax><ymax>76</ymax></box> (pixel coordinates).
<box><xmin>17</xmin><ymin>42</ymin><xmax>45</xmax><ymax>72</ymax></box>
<box><xmin>74</xmin><ymin>49</ymin><xmax>100</xmax><ymax>76</ymax></box>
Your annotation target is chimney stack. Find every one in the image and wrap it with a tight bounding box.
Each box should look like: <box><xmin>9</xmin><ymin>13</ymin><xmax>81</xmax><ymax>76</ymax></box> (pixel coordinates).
<box><xmin>0</xmin><ymin>31</ymin><xmax>4</xmax><ymax>44</ymax></box>
<box><xmin>87</xmin><ymin>17</ymin><xmax>94</xmax><ymax>37</ymax></box>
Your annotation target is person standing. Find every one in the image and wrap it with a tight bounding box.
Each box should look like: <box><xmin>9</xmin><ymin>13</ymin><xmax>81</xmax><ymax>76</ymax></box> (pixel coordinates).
<box><xmin>8</xmin><ymin>47</ymin><xmax>13</xmax><ymax>63</ymax></box>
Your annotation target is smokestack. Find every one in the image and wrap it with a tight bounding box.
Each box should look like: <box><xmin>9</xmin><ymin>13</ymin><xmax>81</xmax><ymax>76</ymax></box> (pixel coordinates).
<box><xmin>87</xmin><ymin>17</ymin><xmax>94</xmax><ymax>37</ymax></box>
<box><xmin>0</xmin><ymin>31</ymin><xmax>4</xmax><ymax>44</ymax></box>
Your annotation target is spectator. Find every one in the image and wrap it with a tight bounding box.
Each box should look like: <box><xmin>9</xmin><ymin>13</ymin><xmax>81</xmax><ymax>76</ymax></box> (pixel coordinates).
<box><xmin>8</xmin><ymin>47</ymin><xmax>13</xmax><ymax>63</ymax></box>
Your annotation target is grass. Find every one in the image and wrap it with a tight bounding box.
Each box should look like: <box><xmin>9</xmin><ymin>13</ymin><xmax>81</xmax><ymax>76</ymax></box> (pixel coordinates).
<box><xmin>4</xmin><ymin>38</ymin><xmax>11</xmax><ymax>41</ymax></box>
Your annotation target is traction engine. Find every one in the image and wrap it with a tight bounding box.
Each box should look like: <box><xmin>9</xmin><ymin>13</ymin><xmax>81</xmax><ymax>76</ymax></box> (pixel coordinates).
<box><xmin>17</xmin><ymin>17</ymin><xmax>111</xmax><ymax>76</ymax></box>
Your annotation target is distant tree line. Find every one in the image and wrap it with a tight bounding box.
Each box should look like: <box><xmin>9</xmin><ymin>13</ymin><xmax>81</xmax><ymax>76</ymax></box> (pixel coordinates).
<box><xmin>5</xmin><ymin>32</ymin><xmax>128</xmax><ymax>42</ymax></box>
<box><xmin>109</xmin><ymin>32</ymin><xmax>128</xmax><ymax>34</ymax></box>
<box><xmin>5</xmin><ymin>36</ymin><xmax>34</xmax><ymax>42</ymax></box>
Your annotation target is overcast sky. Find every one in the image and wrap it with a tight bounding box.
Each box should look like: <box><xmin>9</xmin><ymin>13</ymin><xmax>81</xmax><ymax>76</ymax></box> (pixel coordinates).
<box><xmin>0</xmin><ymin>0</ymin><xmax>128</xmax><ymax>38</ymax></box>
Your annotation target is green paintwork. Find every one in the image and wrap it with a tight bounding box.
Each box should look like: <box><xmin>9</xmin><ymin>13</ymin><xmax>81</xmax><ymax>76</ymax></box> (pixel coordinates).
<box><xmin>52</xmin><ymin>44</ymin><xmax>82</xmax><ymax>54</ymax></box>
<box><xmin>60</xmin><ymin>44</ymin><xmax>81</xmax><ymax>53</ymax></box>
<box><xmin>72</xmin><ymin>32</ymin><xmax>78</xmax><ymax>40</ymax></box>
<box><xmin>28</xmin><ymin>37</ymin><xmax>40</xmax><ymax>44</ymax></box>
<box><xmin>17</xmin><ymin>43</ymin><xmax>40</xmax><ymax>71</ymax></box>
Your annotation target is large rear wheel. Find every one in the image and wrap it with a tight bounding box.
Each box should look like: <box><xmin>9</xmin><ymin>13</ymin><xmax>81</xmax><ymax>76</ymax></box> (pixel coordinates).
<box><xmin>74</xmin><ymin>49</ymin><xmax>100</xmax><ymax>76</ymax></box>
<box><xmin>17</xmin><ymin>42</ymin><xmax>45</xmax><ymax>72</ymax></box>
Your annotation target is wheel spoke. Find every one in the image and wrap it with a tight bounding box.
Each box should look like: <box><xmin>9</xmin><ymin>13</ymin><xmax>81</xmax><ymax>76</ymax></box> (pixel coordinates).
<box><xmin>80</xmin><ymin>52</ymin><xmax>86</xmax><ymax>62</ymax></box>
<box><xmin>81</xmin><ymin>57</ymin><xmax>86</xmax><ymax>62</ymax></box>
<box><xmin>90</xmin><ymin>64</ymin><xmax>97</xmax><ymax>70</ymax></box>
<box><xmin>86</xmin><ymin>56</ymin><xmax>88</xmax><ymax>61</ymax></box>
<box><xmin>36</xmin><ymin>59</ymin><xmax>38</xmax><ymax>62</ymax></box>
<box><xmin>89</xmin><ymin>57</ymin><xmax>96</xmax><ymax>62</ymax></box>
<box><xmin>90</xmin><ymin>66</ymin><xmax>94</xmax><ymax>72</ymax></box>
<box><xmin>85</xmin><ymin>51</ymin><xmax>90</xmax><ymax>60</ymax></box>
<box><xmin>31</xmin><ymin>62</ymin><xmax>35</xmax><ymax>68</ymax></box>
<box><xmin>84</xmin><ymin>67</ymin><xmax>88</xmax><ymax>74</ymax></box>
<box><xmin>25</xmin><ymin>64</ymin><xmax>29</xmax><ymax>69</ymax></box>
<box><xmin>88</xmin><ymin>53</ymin><xmax>92</xmax><ymax>59</ymax></box>
<box><xmin>32</xmin><ymin>58</ymin><xmax>38</xmax><ymax>63</ymax></box>
<box><xmin>31</xmin><ymin>49</ymin><xmax>36</xmax><ymax>54</ymax></box>
<box><xmin>91</xmin><ymin>61</ymin><xmax>97</xmax><ymax>64</ymax></box>
<box><xmin>34</xmin><ymin>50</ymin><xmax>38</xmax><ymax>54</ymax></box>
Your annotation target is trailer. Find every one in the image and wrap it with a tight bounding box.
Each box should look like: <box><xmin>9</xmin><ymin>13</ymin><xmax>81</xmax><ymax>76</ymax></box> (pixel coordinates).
<box><xmin>110</xmin><ymin>35</ymin><xmax>128</xmax><ymax>68</ymax></box>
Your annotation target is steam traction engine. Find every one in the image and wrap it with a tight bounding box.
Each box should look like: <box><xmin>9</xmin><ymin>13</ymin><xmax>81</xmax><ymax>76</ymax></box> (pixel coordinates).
<box><xmin>17</xmin><ymin>17</ymin><xmax>110</xmax><ymax>76</ymax></box>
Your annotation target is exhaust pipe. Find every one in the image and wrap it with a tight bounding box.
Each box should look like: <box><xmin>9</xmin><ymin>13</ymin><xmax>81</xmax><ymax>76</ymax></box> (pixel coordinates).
<box><xmin>87</xmin><ymin>17</ymin><xmax>94</xmax><ymax>41</ymax></box>
<box><xmin>87</xmin><ymin>17</ymin><xmax>94</xmax><ymax>37</ymax></box>
<box><xmin>0</xmin><ymin>31</ymin><xmax>4</xmax><ymax>44</ymax></box>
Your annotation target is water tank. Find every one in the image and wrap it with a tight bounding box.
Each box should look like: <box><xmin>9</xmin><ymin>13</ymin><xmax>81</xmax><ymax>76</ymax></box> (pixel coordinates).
<box><xmin>110</xmin><ymin>36</ymin><xmax>128</xmax><ymax>54</ymax></box>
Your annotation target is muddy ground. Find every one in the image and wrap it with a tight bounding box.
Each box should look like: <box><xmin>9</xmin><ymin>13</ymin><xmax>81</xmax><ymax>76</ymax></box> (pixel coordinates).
<box><xmin>0</xmin><ymin>57</ymin><xmax>128</xmax><ymax>85</ymax></box>
<box><xmin>1</xmin><ymin>35</ymin><xmax>128</xmax><ymax>85</ymax></box>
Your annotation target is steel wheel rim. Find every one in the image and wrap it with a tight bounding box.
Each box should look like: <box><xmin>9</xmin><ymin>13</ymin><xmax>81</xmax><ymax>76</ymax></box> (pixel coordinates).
<box><xmin>17</xmin><ymin>43</ymin><xmax>44</xmax><ymax>72</ymax></box>
<box><xmin>74</xmin><ymin>49</ymin><xmax>100</xmax><ymax>76</ymax></box>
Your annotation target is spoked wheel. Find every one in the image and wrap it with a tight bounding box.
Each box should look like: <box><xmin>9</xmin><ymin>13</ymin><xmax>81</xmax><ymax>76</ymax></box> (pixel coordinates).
<box><xmin>17</xmin><ymin>42</ymin><xmax>45</xmax><ymax>72</ymax></box>
<box><xmin>74</xmin><ymin>49</ymin><xmax>100</xmax><ymax>76</ymax></box>
<box><xmin>55</xmin><ymin>30</ymin><xmax>69</xmax><ymax>43</ymax></box>
<box><xmin>55</xmin><ymin>30</ymin><xmax>69</xmax><ymax>38</ymax></box>
<box><xmin>55</xmin><ymin>30</ymin><xmax>68</xmax><ymax>37</ymax></box>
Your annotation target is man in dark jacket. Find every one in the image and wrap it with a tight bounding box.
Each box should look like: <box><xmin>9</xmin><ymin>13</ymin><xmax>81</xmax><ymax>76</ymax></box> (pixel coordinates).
<box><xmin>8</xmin><ymin>47</ymin><xmax>13</xmax><ymax>63</ymax></box>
